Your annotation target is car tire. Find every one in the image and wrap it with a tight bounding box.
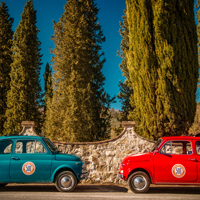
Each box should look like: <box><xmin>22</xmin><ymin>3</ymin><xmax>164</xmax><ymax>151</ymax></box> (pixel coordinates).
<box><xmin>128</xmin><ymin>171</ymin><xmax>150</xmax><ymax>193</ymax></box>
<box><xmin>0</xmin><ymin>183</ymin><xmax>7</xmax><ymax>187</ymax></box>
<box><xmin>55</xmin><ymin>171</ymin><xmax>77</xmax><ymax>192</ymax></box>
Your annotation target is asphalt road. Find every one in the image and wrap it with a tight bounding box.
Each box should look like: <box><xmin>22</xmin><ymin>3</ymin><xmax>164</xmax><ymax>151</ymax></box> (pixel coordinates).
<box><xmin>0</xmin><ymin>184</ymin><xmax>200</xmax><ymax>200</ymax></box>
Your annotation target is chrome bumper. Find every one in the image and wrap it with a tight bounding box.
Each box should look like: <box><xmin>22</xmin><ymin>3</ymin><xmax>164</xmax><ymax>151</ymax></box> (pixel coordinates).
<box><xmin>117</xmin><ymin>171</ymin><xmax>124</xmax><ymax>180</ymax></box>
<box><xmin>80</xmin><ymin>161</ymin><xmax>89</xmax><ymax>179</ymax></box>
<box><xmin>80</xmin><ymin>170</ymin><xmax>89</xmax><ymax>179</ymax></box>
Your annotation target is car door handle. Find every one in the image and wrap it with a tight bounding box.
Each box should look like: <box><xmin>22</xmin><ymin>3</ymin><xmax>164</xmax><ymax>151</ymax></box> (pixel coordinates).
<box><xmin>11</xmin><ymin>157</ymin><xmax>20</xmax><ymax>160</ymax></box>
<box><xmin>189</xmin><ymin>158</ymin><xmax>197</xmax><ymax>162</ymax></box>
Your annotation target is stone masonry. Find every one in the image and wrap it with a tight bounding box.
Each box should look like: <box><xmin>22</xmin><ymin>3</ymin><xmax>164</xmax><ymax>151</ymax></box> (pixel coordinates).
<box><xmin>19</xmin><ymin>121</ymin><xmax>155</xmax><ymax>184</ymax></box>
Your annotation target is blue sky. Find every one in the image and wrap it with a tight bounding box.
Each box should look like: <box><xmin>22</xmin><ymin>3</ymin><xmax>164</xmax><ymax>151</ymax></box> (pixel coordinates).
<box><xmin>3</xmin><ymin>0</ymin><xmax>126</xmax><ymax>110</ymax></box>
<box><xmin>3</xmin><ymin>0</ymin><xmax>200</xmax><ymax>109</ymax></box>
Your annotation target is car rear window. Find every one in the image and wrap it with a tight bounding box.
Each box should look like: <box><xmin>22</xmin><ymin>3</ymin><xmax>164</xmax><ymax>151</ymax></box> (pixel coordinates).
<box><xmin>0</xmin><ymin>140</ymin><xmax>13</xmax><ymax>154</ymax></box>
<box><xmin>196</xmin><ymin>141</ymin><xmax>200</xmax><ymax>155</ymax></box>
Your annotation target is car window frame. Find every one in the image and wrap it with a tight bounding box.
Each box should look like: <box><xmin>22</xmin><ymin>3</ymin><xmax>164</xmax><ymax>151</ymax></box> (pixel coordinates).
<box><xmin>159</xmin><ymin>140</ymin><xmax>193</xmax><ymax>155</ymax></box>
<box><xmin>150</xmin><ymin>138</ymin><xmax>163</xmax><ymax>152</ymax></box>
<box><xmin>43</xmin><ymin>138</ymin><xmax>58</xmax><ymax>153</ymax></box>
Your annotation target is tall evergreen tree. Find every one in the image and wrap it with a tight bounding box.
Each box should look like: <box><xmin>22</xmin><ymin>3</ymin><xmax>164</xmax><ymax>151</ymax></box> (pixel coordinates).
<box><xmin>43</xmin><ymin>62</ymin><xmax>52</xmax><ymax>116</ymax></box>
<box><xmin>117</xmin><ymin>9</ymin><xmax>134</xmax><ymax>121</ymax></box>
<box><xmin>4</xmin><ymin>0</ymin><xmax>42</xmax><ymax>134</ymax></box>
<box><xmin>45</xmin><ymin>0</ymin><xmax>114</xmax><ymax>142</ymax></box>
<box><xmin>196</xmin><ymin>1</ymin><xmax>200</xmax><ymax>90</ymax></box>
<box><xmin>0</xmin><ymin>1</ymin><xmax>13</xmax><ymax>135</ymax></box>
<box><xmin>126</xmin><ymin>0</ymin><xmax>198</xmax><ymax>140</ymax></box>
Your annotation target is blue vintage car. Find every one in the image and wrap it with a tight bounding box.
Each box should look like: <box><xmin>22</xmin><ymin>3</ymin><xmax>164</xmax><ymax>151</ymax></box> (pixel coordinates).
<box><xmin>0</xmin><ymin>135</ymin><xmax>88</xmax><ymax>192</ymax></box>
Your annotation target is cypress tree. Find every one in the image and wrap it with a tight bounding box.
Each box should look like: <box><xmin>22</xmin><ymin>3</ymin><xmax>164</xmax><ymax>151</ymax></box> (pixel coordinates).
<box><xmin>117</xmin><ymin>9</ymin><xmax>134</xmax><ymax>121</ymax></box>
<box><xmin>43</xmin><ymin>62</ymin><xmax>52</xmax><ymax>116</ymax></box>
<box><xmin>196</xmin><ymin>1</ymin><xmax>200</xmax><ymax>90</ymax></box>
<box><xmin>45</xmin><ymin>0</ymin><xmax>114</xmax><ymax>142</ymax></box>
<box><xmin>4</xmin><ymin>0</ymin><xmax>42</xmax><ymax>134</ymax></box>
<box><xmin>126</xmin><ymin>0</ymin><xmax>198</xmax><ymax>140</ymax></box>
<box><xmin>0</xmin><ymin>1</ymin><xmax>13</xmax><ymax>135</ymax></box>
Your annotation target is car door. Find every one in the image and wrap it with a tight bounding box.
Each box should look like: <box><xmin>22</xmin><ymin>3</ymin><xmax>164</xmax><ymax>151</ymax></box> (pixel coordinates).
<box><xmin>0</xmin><ymin>139</ymin><xmax>13</xmax><ymax>182</ymax></box>
<box><xmin>154</xmin><ymin>140</ymin><xmax>197</xmax><ymax>183</ymax></box>
<box><xmin>10</xmin><ymin>139</ymin><xmax>52</xmax><ymax>181</ymax></box>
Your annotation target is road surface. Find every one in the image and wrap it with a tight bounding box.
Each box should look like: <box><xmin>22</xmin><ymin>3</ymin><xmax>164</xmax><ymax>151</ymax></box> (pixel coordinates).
<box><xmin>0</xmin><ymin>184</ymin><xmax>200</xmax><ymax>200</ymax></box>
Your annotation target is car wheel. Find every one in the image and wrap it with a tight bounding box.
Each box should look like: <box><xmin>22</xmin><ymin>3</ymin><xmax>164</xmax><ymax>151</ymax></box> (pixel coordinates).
<box><xmin>128</xmin><ymin>171</ymin><xmax>150</xmax><ymax>193</ymax></box>
<box><xmin>0</xmin><ymin>183</ymin><xmax>7</xmax><ymax>187</ymax></box>
<box><xmin>55</xmin><ymin>171</ymin><xmax>77</xmax><ymax>192</ymax></box>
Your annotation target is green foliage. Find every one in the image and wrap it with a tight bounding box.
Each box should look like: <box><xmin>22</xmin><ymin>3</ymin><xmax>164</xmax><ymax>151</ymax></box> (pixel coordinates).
<box><xmin>110</xmin><ymin>109</ymin><xmax>123</xmax><ymax>138</ymax></box>
<box><xmin>0</xmin><ymin>2</ymin><xmax>13</xmax><ymax>135</ymax></box>
<box><xmin>43</xmin><ymin>62</ymin><xmax>52</xmax><ymax>116</ymax></box>
<box><xmin>189</xmin><ymin>104</ymin><xmax>200</xmax><ymax>135</ymax></box>
<box><xmin>196</xmin><ymin>1</ymin><xmax>200</xmax><ymax>89</ymax></box>
<box><xmin>44</xmin><ymin>0</ymin><xmax>115</xmax><ymax>142</ymax></box>
<box><xmin>3</xmin><ymin>0</ymin><xmax>42</xmax><ymax>135</ymax></box>
<box><xmin>117</xmin><ymin>9</ymin><xmax>134</xmax><ymax>122</ymax></box>
<box><xmin>127</xmin><ymin>0</ymin><xmax>198</xmax><ymax>140</ymax></box>
<box><xmin>114</xmin><ymin>9</ymin><xmax>134</xmax><ymax>136</ymax></box>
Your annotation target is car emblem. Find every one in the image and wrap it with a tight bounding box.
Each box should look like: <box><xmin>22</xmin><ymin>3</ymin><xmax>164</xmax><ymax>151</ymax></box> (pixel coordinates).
<box><xmin>22</xmin><ymin>162</ymin><xmax>36</xmax><ymax>175</ymax></box>
<box><xmin>172</xmin><ymin>164</ymin><xmax>186</xmax><ymax>178</ymax></box>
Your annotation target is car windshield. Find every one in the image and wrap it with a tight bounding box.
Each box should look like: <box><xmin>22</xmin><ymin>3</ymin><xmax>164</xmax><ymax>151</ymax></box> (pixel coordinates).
<box><xmin>150</xmin><ymin>138</ymin><xmax>163</xmax><ymax>152</ymax></box>
<box><xmin>43</xmin><ymin>138</ymin><xmax>58</xmax><ymax>152</ymax></box>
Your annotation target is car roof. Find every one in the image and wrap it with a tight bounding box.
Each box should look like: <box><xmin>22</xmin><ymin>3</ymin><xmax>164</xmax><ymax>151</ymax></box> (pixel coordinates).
<box><xmin>161</xmin><ymin>136</ymin><xmax>200</xmax><ymax>141</ymax></box>
<box><xmin>0</xmin><ymin>135</ymin><xmax>45</xmax><ymax>140</ymax></box>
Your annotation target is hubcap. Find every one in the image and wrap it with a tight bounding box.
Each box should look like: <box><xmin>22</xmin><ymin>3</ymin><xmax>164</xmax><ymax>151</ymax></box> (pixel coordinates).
<box><xmin>60</xmin><ymin>176</ymin><xmax>72</xmax><ymax>188</ymax></box>
<box><xmin>132</xmin><ymin>176</ymin><xmax>146</xmax><ymax>190</ymax></box>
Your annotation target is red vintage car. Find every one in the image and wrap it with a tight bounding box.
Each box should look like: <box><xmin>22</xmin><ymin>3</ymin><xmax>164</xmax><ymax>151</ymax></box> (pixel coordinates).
<box><xmin>118</xmin><ymin>136</ymin><xmax>200</xmax><ymax>193</ymax></box>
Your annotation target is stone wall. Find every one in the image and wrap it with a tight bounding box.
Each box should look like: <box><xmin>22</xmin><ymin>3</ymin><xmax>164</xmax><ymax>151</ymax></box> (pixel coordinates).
<box><xmin>19</xmin><ymin>121</ymin><xmax>155</xmax><ymax>184</ymax></box>
<box><xmin>51</xmin><ymin>121</ymin><xmax>155</xmax><ymax>184</ymax></box>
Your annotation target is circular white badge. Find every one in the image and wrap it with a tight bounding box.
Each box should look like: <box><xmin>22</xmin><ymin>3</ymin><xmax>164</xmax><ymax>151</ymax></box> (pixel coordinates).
<box><xmin>172</xmin><ymin>164</ymin><xmax>186</xmax><ymax>178</ymax></box>
<box><xmin>22</xmin><ymin>161</ymin><xmax>36</xmax><ymax>175</ymax></box>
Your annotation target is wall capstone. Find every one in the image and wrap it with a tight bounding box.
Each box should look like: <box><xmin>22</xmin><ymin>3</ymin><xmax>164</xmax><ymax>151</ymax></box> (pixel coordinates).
<box><xmin>18</xmin><ymin>121</ymin><xmax>155</xmax><ymax>184</ymax></box>
<box><xmin>19</xmin><ymin>121</ymin><xmax>38</xmax><ymax>136</ymax></box>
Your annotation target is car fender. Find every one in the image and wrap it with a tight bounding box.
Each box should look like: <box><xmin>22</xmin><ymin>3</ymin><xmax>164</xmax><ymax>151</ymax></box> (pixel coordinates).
<box><xmin>127</xmin><ymin>165</ymin><xmax>154</xmax><ymax>183</ymax></box>
<box><xmin>51</xmin><ymin>164</ymin><xmax>79</xmax><ymax>182</ymax></box>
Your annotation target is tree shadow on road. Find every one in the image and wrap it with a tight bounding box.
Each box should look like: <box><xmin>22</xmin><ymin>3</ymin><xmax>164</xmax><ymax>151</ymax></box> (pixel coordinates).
<box><xmin>75</xmin><ymin>184</ymin><xmax>128</xmax><ymax>192</ymax></box>
<box><xmin>0</xmin><ymin>184</ymin><xmax>57</xmax><ymax>192</ymax></box>
<box><xmin>148</xmin><ymin>186</ymin><xmax>200</xmax><ymax>194</ymax></box>
<box><xmin>0</xmin><ymin>184</ymin><xmax>128</xmax><ymax>193</ymax></box>
<box><xmin>1</xmin><ymin>184</ymin><xmax>200</xmax><ymax>194</ymax></box>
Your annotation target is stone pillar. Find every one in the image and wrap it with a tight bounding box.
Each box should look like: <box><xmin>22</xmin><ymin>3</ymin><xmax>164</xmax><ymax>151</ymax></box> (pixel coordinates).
<box><xmin>122</xmin><ymin>121</ymin><xmax>136</xmax><ymax>128</ymax></box>
<box><xmin>122</xmin><ymin>121</ymin><xmax>136</xmax><ymax>136</ymax></box>
<box><xmin>19</xmin><ymin>121</ymin><xmax>38</xmax><ymax>136</ymax></box>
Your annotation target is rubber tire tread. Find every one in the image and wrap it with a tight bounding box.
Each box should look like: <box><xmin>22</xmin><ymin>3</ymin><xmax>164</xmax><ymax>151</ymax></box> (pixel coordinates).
<box><xmin>128</xmin><ymin>171</ymin><xmax>150</xmax><ymax>193</ymax></box>
<box><xmin>55</xmin><ymin>171</ymin><xmax>77</xmax><ymax>192</ymax></box>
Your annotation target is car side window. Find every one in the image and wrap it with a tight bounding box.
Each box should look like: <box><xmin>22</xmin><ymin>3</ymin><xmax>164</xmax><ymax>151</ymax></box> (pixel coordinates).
<box><xmin>160</xmin><ymin>141</ymin><xmax>192</xmax><ymax>155</ymax></box>
<box><xmin>15</xmin><ymin>141</ymin><xmax>23</xmax><ymax>153</ymax></box>
<box><xmin>26</xmin><ymin>141</ymin><xmax>35</xmax><ymax>153</ymax></box>
<box><xmin>35</xmin><ymin>141</ymin><xmax>47</xmax><ymax>153</ymax></box>
<box><xmin>196</xmin><ymin>141</ymin><xmax>200</xmax><ymax>155</ymax></box>
<box><xmin>0</xmin><ymin>140</ymin><xmax>13</xmax><ymax>154</ymax></box>
<box><xmin>186</xmin><ymin>142</ymin><xmax>192</xmax><ymax>154</ymax></box>
<box><xmin>15</xmin><ymin>140</ymin><xmax>47</xmax><ymax>154</ymax></box>
<box><xmin>160</xmin><ymin>141</ymin><xmax>172</xmax><ymax>154</ymax></box>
